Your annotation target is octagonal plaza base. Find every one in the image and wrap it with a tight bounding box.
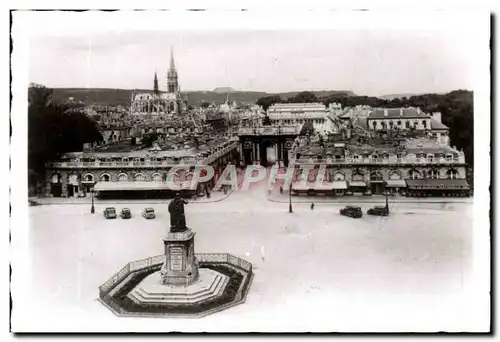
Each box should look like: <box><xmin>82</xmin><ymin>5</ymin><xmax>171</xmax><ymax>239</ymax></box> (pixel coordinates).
<box><xmin>129</xmin><ymin>268</ymin><xmax>229</xmax><ymax>305</ymax></box>
<box><xmin>98</xmin><ymin>254</ymin><xmax>253</xmax><ymax>318</ymax></box>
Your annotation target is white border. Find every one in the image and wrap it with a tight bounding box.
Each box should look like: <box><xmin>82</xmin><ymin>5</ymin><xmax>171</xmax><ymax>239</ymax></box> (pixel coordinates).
<box><xmin>8</xmin><ymin>7</ymin><xmax>492</xmax><ymax>334</ymax></box>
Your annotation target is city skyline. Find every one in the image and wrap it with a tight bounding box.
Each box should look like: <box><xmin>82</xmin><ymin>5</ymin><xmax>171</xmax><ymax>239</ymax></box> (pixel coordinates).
<box><xmin>26</xmin><ymin>12</ymin><xmax>481</xmax><ymax>97</ymax></box>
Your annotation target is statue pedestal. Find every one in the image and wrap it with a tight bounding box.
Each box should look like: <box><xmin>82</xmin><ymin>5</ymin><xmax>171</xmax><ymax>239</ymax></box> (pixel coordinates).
<box><xmin>161</xmin><ymin>229</ymin><xmax>199</xmax><ymax>286</ymax></box>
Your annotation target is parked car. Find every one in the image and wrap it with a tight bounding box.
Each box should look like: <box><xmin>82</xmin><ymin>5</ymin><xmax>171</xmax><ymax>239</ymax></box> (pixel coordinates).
<box><xmin>367</xmin><ymin>205</ymin><xmax>389</xmax><ymax>216</ymax></box>
<box><xmin>28</xmin><ymin>199</ymin><xmax>40</xmax><ymax>206</ymax></box>
<box><xmin>340</xmin><ymin>205</ymin><xmax>363</xmax><ymax>218</ymax></box>
<box><xmin>103</xmin><ymin>207</ymin><xmax>117</xmax><ymax>219</ymax></box>
<box><xmin>363</xmin><ymin>190</ymin><xmax>373</xmax><ymax>196</ymax></box>
<box><xmin>120</xmin><ymin>208</ymin><xmax>132</xmax><ymax>219</ymax></box>
<box><xmin>142</xmin><ymin>207</ymin><xmax>156</xmax><ymax>219</ymax></box>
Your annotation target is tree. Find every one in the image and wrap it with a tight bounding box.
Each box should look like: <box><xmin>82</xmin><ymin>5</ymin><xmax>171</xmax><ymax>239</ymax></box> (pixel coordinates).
<box><xmin>288</xmin><ymin>91</ymin><xmax>318</xmax><ymax>103</ymax></box>
<box><xmin>141</xmin><ymin>132</ymin><xmax>159</xmax><ymax>148</ymax></box>
<box><xmin>28</xmin><ymin>85</ymin><xmax>103</xmax><ymax>191</ymax></box>
<box><xmin>300</xmin><ymin>121</ymin><xmax>315</xmax><ymax>135</ymax></box>
<box><xmin>256</xmin><ymin>95</ymin><xmax>282</xmax><ymax>111</ymax></box>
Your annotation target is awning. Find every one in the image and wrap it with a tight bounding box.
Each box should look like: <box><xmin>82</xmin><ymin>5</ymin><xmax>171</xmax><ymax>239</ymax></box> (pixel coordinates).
<box><xmin>94</xmin><ymin>181</ymin><xmax>194</xmax><ymax>191</ymax></box>
<box><xmin>292</xmin><ymin>183</ymin><xmax>311</xmax><ymax>191</ymax></box>
<box><xmin>331</xmin><ymin>181</ymin><xmax>348</xmax><ymax>190</ymax></box>
<box><xmin>349</xmin><ymin>181</ymin><xmax>367</xmax><ymax>187</ymax></box>
<box><xmin>385</xmin><ymin>180</ymin><xmax>407</xmax><ymax>188</ymax></box>
<box><xmin>292</xmin><ymin>181</ymin><xmax>348</xmax><ymax>190</ymax></box>
<box><xmin>406</xmin><ymin>179</ymin><xmax>469</xmax><ymax>190</ymax></box>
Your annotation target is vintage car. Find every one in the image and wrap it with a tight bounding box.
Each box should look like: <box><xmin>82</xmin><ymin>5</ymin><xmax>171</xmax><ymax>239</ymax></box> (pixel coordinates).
<box><xmin>367</xmin><ymin>205</ymin><xmax>389</xmax><ymax>216</ymax></box>
<box><xmin>103</xmin><ymin>207</ymin><xmax>117</xmax><ymax>219</ymax></box>
<box><xmin>120</xmin><ymin>208</ymin><xmax>132</xmax><ymax>219</ymax></box>
<box><xmin>339</xmin><ymin>205</ymin><xmax>363</xmax><ymax>218</ymax></box>
<box><xmin>142</xmin><ymin>207</ymin><xmax>156</xmax><ymax>219</ymax></box>
<box><xmin>28</xmin><ymin>199</ymin><xmax>40</xmax><ymax>206</ymax></box>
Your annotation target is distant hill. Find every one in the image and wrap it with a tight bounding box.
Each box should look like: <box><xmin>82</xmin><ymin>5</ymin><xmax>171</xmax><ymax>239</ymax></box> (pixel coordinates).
<box><xmin>49</xmin><ymin>88</ymin><xmax>357</xmax><ymax>106</ymax></box>
<box><xmin>212</xmin><ymin>87</ymin><xmax>236</xmax><ymax>94</ymax></box>
<box><xmin>379</xmin><ymin>92</ymin><xmax>446</xmax><ymax>100</ymax></box>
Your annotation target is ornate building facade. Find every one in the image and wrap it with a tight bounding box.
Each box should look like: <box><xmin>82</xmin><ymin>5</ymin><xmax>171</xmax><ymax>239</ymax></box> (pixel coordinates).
<box><xmin>45</xmin><ymin>138</ymin><xmax>239</xmax><ymax>198</ymax></box>
<box><xmin>130</xmin><ymin>48</ymin><xmax>187</xmax><ymax>116</ymax></box>
<box><xmin>288</xmin><ymin>134</ymin><xmax>470</xmax><ymax>197</ymax></box>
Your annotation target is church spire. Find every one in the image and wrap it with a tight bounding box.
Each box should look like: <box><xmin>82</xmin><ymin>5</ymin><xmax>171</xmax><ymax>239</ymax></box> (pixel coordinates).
<box><xmin>153</xmin><ymin>71</ymin><xmax>159</xmax><ymax>94</ymax></box>
<box><xmin>170</xmin><ymin>46</ymin><xmax>176</xmax><ymax>71</ymax></box>
<box><xmin>167</xmin><ymin>46</ymin><xmax>179</xmax><ymax>94</ymax></box>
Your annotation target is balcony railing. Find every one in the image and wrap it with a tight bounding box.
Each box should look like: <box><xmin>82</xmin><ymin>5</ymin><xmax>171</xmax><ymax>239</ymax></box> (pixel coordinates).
<box><xmin>290</xmin><ymin>156</ymin><xmax>466</xmax><ymax>165</ymax></box>
<box><xmin>47</xmin><ymin>141</ymin><xmax>238</xmax><ymax>169</ymax></box>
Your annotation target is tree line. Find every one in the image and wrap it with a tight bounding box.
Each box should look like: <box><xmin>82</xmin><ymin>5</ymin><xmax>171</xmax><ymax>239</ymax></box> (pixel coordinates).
<box><xmin>28</xmin><ymin>86</ymin><xmax>103</xmax><ymax>191</ymax></box>
<box><xmin>256</xmin><ymin>90</ymin><xmax>474</xmax><ymax>167</ymax></box>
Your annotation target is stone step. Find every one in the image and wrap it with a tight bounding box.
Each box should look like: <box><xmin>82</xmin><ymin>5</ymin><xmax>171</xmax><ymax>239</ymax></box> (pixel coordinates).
<box><xmin>127</xmin><ymin>272</ymin><xmax>229</xmax><ymax>305</ymax></box>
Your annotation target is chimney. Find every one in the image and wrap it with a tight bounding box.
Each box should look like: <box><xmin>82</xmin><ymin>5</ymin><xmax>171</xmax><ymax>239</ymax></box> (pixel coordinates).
<box><xmin>384</xmin><ymin>109</ymin><xmax>388</xmax><ymax>117</ymax></box>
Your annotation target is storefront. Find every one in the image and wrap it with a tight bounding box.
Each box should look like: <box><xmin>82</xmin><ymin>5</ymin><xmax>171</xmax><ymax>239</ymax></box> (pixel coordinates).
<box><xmin>93</xmin><ymin>181</ymin><xmax>198</xmax><ymax>199</ymax></box>
<box><xmin>348</xmin><ymin>181</ymin><xmax>368</xmax><ymax>195</ymax></box>
<box><xmin>405</xmin><ymin>179</ymin><xmax>470</xmax><ymax>197</ymax></box>
<box><xmin>385</xmin><ymin>179</ymin><xmax>407</xmax><ymax>195</ymax></box>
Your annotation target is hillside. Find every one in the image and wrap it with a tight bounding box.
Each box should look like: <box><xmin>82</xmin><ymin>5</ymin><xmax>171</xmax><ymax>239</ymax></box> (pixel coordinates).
<box><xmin>379</xmin><ymin>92</ymin><xmax>446</xmax><ymax>100</ymax></box>
<box><xmin>50</xmin><ymin>88</ymin><xmax>356</xmax><ymax>106</ymax></box>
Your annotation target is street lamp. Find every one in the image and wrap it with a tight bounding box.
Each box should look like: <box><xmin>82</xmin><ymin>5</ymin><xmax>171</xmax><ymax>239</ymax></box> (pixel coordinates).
<box><xmin>383</xmin><ymin>181</ymin><xmax>389</xmax><ymax>212</ymax></box>
<box><xmin>90</xmin><ymin>188</ymin><xmax>95</xmax><ymax>214</ymax></box>
<box><xmin>289</xmin><ymin>182</ymin><xmax>293</xmax><ymax>213</ymax></box>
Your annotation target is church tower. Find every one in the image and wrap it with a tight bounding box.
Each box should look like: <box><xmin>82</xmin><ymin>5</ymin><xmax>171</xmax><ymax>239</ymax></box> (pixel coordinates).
<box><xmin>153</xmin><ymin>72</ymin><xmax>159</xmax><ymax>95</ymax></box>
<box><xmin>167</xmin><ymin>47</ymin><xmax>179</xmax><ymax>94</ymax></box>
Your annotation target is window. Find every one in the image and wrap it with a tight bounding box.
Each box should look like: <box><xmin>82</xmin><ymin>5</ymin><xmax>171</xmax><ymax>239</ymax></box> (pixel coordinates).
<box><xmin>409</xmin><ymin>170</ymin><xmax>421</xmax><ymax>180</ymax></box>
<box><xmin>333</xmin><ymin>172</ymin><xmax>345</xmax><ymax>181</ymax></box>
<box><xmin>117</xmin><ymin>173</ymin><xmax>128</xmax><ymax>182</ymax></box>
<box><xmin>101</xmin><ymin>174</ymin><xmax>110</xmax><ymax>182</ymax></box>
<box><xmin>397</xmin><ymin>120</ymin><xmax>402</xmax><ymax>126</ymax></box>
<box><xmin>405</xmin><ymin>121</ymin><xmax>410</xmax><ymax>129</ymax></box>
<box><xmin>447</xmin><ymin>169</ymin><xmax>459</xmax><ymax>180</ymax></box>
<box><xmin>427</xmin><ymin>154</ymin><xmax>434</xmax><ymax>163</ymax></box>
<box><xmin>134</xmin><ymin>173</ymin><xmax>145</xmax><ymax>181</ymax></box>
<box><xmin>152</xmin><ymin>173</ymin><xmax>162</xmax><ymax>182</ymax></box>
<box><xmin>370</xmin><ymin>172</ymin><xmax>383</xmax><ymax>181</ymax></box>
<box><xmin>422</xmin><ymin>120</ymin><xmax>427</xmax><ymax>128</ymax></box>
<box><xmin>428</xmin><ymin>170</ymin><xmax>439</xmax><ymax>179</ymax></box>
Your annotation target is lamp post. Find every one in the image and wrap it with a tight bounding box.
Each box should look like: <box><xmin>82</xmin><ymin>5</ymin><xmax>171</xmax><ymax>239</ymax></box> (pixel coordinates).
<box><xmin>289</xmin><ymin>182</ymin><xmax>293</xmax><ymax>213</ymax></box>
<box><xmin>90</xmin><ymin>188</ymin><xmax>95</xmax><ymax>214</ymax></box>
<box><xmin>384</xmin><ymin>181</ymin><xmax>389</xmax><ymax>212</ymax></box>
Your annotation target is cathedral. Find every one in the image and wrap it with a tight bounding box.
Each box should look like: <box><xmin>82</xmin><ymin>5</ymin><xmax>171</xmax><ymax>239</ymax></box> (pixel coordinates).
<box><xmin>130</xmin><ymin>48</ymin><xmax>187</xmax><ymax>116</ymax></box>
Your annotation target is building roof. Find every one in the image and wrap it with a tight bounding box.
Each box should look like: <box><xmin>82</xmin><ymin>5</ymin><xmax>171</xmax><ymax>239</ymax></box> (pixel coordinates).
<box><xmin>368</xmin><ymin>108</ymin><xmax>429</xmax><ymax>119</ymax></box>
<box><xmin>430</xmin><ymin>118</ymin><xmax>449</xmax><ymax>130</ymax></box>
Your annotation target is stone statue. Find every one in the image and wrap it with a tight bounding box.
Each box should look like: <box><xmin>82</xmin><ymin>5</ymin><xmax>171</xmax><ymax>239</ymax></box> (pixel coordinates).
<box><xmin>168</xmin><ymin>193</ymin><xmax>188</xmax><ymax>233</ymax></box>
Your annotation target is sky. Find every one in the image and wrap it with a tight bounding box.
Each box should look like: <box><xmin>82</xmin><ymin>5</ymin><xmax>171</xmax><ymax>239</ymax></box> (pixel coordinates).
<box><xmin>24</xmin><ymin>11</ymin><xmax>484</xmax><ymax>97</ymax></box>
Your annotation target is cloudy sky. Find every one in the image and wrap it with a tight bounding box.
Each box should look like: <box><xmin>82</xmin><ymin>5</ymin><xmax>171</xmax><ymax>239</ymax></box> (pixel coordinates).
<box><xmin>25</xmin><ymin>11</ymin><xmax>484</xmax><ymax>96</ymax></box>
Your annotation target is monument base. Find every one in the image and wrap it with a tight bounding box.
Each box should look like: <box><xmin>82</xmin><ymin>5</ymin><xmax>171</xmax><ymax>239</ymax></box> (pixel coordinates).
<box><xmin>161</xmin><ymin>229</ymin><xmax>199</xmax><ymax>286</ymax></box>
